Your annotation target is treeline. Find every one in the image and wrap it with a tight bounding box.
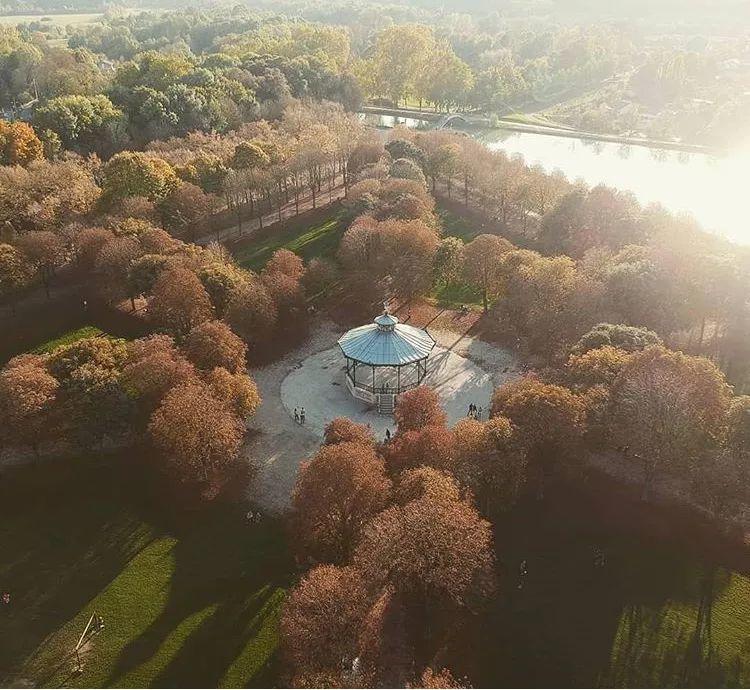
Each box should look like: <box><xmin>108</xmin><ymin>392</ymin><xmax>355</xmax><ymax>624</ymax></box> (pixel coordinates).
<box><xmin>0</xmin><ymin>102</ymin><xmax>366</xmax><ymax>311</ymax></box>
<box><xmin>333</xmin><ymin>126</ymin><xmax>750</xmax><ymax>392</ymax></box>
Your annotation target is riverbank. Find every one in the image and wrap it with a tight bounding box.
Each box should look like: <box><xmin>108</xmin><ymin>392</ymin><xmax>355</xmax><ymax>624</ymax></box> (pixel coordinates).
<box><xmin>360</xmin><ymin>105</ymin><xmax>722</xmax><ymax>155</ymax></box>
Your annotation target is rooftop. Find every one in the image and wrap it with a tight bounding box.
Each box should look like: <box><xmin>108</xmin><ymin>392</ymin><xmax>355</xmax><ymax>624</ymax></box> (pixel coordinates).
<box><xmin>337</xmin><ymin>310</ymin><xmax>436</xmax><ymax>366</ymax></box>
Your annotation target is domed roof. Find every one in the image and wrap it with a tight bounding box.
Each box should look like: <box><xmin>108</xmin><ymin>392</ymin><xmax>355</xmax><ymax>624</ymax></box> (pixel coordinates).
<box><xmin>338</xmin><ymin>310</ymin><xmax>435</xmax><ymax>366</ymax></box>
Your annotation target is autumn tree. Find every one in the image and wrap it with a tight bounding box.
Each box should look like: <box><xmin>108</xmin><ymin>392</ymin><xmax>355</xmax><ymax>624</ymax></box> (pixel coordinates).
<box><xmin>15</xmin><ymin>231</ymin><xmax>65</xmax><ymax>298</ymax></box>
<box><xmin>572</xmin><ymin>323</ymin><xmax>662</xmax><ymax>355</ymax></box>
<box><xmin>225</xmin><ymin>279</ymin><xmax>278</xmax><ymax>348</ymax></box>
<box><xmin>280</xmin><ymin>565</ymin><xmax>371</xmax><ymax>687</ymax></box>
<box><xmin>0</xmin><ymin>357</ymin><xmax>58</xmax><ymax>457</ymax></box>
<box><xmin>453</xmin><ymin>416</ymin><xmax>527</xmax><ymax>515</ymax></box>
<box><xmin>121</xmin><ymin>335</ymin><xmax>196</xmax><ymax>414</ymax></box>
<box><xmin>0</xmin><ymin>120</ymin><xmax>43</xmax><ymax>165</ymax></box>
<box><xmin>323</xmin><ymin>417</ymin><xmax>375</xmax><ymax>446</ymax></box>
<box><xmin>100</xmin><ymin>151</ymin><xmax>179</xmax><ymax>202</ymax></box>
<box><xmin>354</xmin><ymin>476</ymin><xmax>495</xmax><ymax>612</ymax></box>
<box><xmin>463</xmin><ymin>234</ymin><xmax>514</xmax><ymax>312</ymax></box>
<box><xmin>566</xmin><ymin>345</ymin><xmax>633</xmax><ymax>388</ymax></box>
<box><xmin>148</xmin><ymin>379</ymin><xmax>245</xmax><ymax>488</ymax></box>
<box><xmin>149</xmin><ymin>266</ymin><xmax>214</xmax><ymax>339</ymax></box>
<box><xmin>159</xmin><ymin>182</ymin><xmax>219</xmax><ymax>238</ymax></box>
<box><xmin>608</xmin><ymin>346</ymin><xmax>732</xmax><ymax>498</ymax></box>
<box><xmin>393</xmin><ymin>385</ymin><xmax>447</xmax><ymax>432</ymax></box>
<box><xmin>204</xmin><ymin>367</ymin><xmax>261</xmax><ymax>418</ymax></box>
<box><xmin>0</xmin><ymin>242</ymin><xmax>32</xmax><ymax>308</ymax></box>
<box><xmin>491</xmin><ymin>375</ymin><xmax>585</xmax><ymax>492</ymax></box>
<box><xmin>291</xmin><ymin>442</ymin><xmax>392</xmax><ymax>564</ymax></box>
<box><xmin>384</xmin><ymin>425</ymin><xmax>454</xmax><ymax>475</ymax></box>
<box><xmin>185</xmin><ymin>320</ymin><xmax>247</xmax><ymax>373</ymax></box>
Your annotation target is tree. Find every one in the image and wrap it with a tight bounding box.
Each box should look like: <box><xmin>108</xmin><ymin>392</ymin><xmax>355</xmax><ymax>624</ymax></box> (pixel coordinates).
<box><xmin>149</xmin><ymin>379</ymin><xmax>244</xmax><ymax>488</ymax></box>
<box><xmin>566</xmin><ymin>345</ymin><xmax>633</xmax><ymax>388</ymax></box>
<box><xmin>463</xmin><ymin>234</ymin><xmax>513</xmax><ymax>312</ymax></box>
<box><xmin>394</xmin><ymin>465</ymin><xmax>463</xmax><ymax>506</ymax></box>
<box><xmin>205</xmin><ymin>367</ymin><xmax>261</xmax><ymax>418</ymax></box>
<box><xmin>389</xmin><ymin>158</ymin><xmax>426</xmax><ymax>186</ymax></box>
<box><xmin>572</xmin><ymin>323</ymin><xmax>662</xmax><ymax>355</ymax></box>
<box><xmin>225</xmin><ymin>279</ymin><xmax>278</xmax><ymax>348</ymax></box>
<box><xmin>0</xmin><ymin>242</ymin><xmax>32</xmax><ymax>307</ymax></box>
<box><xmin>280</xmin><ymin>565</ymin><xmax>371</xmax><ymax>686</ymax></box>
<box><xmin>726</xmin><ymin>396</ymin><xmax>750</xmax><ymax>462</ymax></box>
<box><xmin>384</xmin><ymin>425</ymin><xmax>454</xmax><ymax>475</ymax></box>
<box><xmin>354</xmin><ymin>483</ymin><xmax>495</xmax><ymax>611</ymax></box>
<box><xmin>121</xmin><ymin>335</ymin><xmax>196</xmax><ymax>414</ymax></box>
<box><xmin>197</xmin><ymin>262</ymin><xmax>247</xmax><ymax>318</ymax></box>
<box><xmin>323</xmin><ymin>417</ymin><xmax>375</xmax><ymax>446</ymax></box>
<box><xmin>0</xmin><ymin>119</ymin><xmax>42</xmax><ymax>165</ymax></box>
<box><xmin>184</xmin><ymin>320</ymin><xmax>247</xmax><ymax>374</ymax></box>
<box><xmin>291</xmin><ymin>442</ymin><xmax>392</xmax><ymax>564</ymax></box>
<box><xmin>94</xmin><ymin>235</ymin><xmax>142</xmax><ymax>306</ymax></box>
<box><xmin>0</xmin><ymin>358</ymin><xmax>58</xmax><ymax>457</ymax></box>
<box><xmin>159</xmin><ymin>182</ymin><xmax>218</xmax><ymax>238</ymax></box>
<box><xmin>491</xmin><ymin>376</ymin><xmax>585</xmax><ymax>492</ymax></box>
<box><xmin>15</xmin><ymin>231</ymin><xmax>65</xmax><ymax>298</ymax></box>
<box><xmin>393</xmin><ymin>386</ymin><xmax>447</xmax><ymax>432</ymax></box>
<box><xmin>263</xmin><ymin>248</ymin><xmax>304</xmax><ymax>282</ymax></box>
<box><xmin>33</xmin><ymin>94</ymin><xmax>125</xmax><ymax>155</ymax></box>
<box><xmin>417</xmin><ymin>668</ymin><xmax>467</xmax><ymax>689</ymax></box>
<box><xmin>452</xmin><ymin>416</ymin><xmax>527</xmax><ymax>515</ymax></box>
<box><xmin>100</xmin><ymin>151</ymin><xmax>179</xmax><ymax>202</ymax></box>
<box><xmin>434</xmin><ymin>236</ymin><xmax>464</xmax><ymax>285</ymax></box>
<box><xmin>608</xmin><ymin>346</ymin><xmax>732</xmax><ymax>498</ymax></box>
<box><xmin>149</xmin><ymin>266</ymin><xmax>214</xmax><ymax>339</ymax></box>
<box><xmin>72</xmin><ymin>227</ymin><xmax>115</xmax><ymax>271</ymax></box>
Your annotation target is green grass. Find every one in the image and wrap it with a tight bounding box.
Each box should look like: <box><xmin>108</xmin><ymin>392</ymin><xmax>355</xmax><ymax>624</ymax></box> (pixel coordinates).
<box><xmin>0</xmin><ymin>457</ymin><xmax>292</xmax><ymax>688</ymax></box>
<box><xmin>438</xmin><ymin>207</ymin><xmax>481</xmax><ymax>243</ymax></box>
<box><xmin>233</xmin><ymin>214</ymin><xmax>345</xmax><ymax>272</ymax></box>
<box><xmin>476</xmin><ymin>492</ymin><xmax>750</xmax><ymax>687</ymax></box>
<box><xmin>31</xmin><ymin>326</ymin><xmax>105</xmax><ymax>355</ymax></box>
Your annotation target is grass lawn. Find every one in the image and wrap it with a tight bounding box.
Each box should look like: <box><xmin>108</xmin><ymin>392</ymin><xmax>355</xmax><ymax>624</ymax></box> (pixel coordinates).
<box><xmin>0</xmin><ymin>456</ymin><xmax>292</xmax><ymax>688</ymax></box>
<box><xmin>476</xmin><ymin>486</ymin><xmax>750</xmax><ymax>687</ymax></box>
<box><xmin>31</xmin><ymin>326</ymin><xmax>106</xmax><ymax>355</ymax></box>
<box><xmin>233</xmin><ymin>213</ymin><xmax>346</xmax><ymax>272</ymax></box>
<box><xmin>431</xmin><ymin>207</ymin><xmax>484</xmax><ymax>308</ymax></box>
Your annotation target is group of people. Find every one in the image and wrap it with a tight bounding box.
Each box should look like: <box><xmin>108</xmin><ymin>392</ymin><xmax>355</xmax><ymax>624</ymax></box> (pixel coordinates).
<box><xmin>467</xmin><ymin>402</ymin><xmax>483</xmax><ymax>420</ymax></box>
<box><xmin>293</xmin><ymin>407</ymin><xmax>306</xmax><ymax>425</ymax></box>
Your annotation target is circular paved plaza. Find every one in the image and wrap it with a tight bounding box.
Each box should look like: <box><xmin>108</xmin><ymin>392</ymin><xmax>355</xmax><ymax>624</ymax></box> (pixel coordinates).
<box><xmin>280</xmin><ymin>343</ymin><xmax>495</xmax><ymax>439</ymax></box>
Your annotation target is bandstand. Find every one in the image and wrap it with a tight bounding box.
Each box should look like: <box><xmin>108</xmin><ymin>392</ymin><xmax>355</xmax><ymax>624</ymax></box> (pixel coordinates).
<box><xmin>337</xmin><ymin>308</ymin><xmax>436</xmax><ymax>414</ymax></box>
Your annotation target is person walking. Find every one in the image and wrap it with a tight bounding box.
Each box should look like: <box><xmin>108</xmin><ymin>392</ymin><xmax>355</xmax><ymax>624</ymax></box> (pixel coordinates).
<box><xmin>477</xmin><ymin>405</ymin><xmax>483</xmax><ymax>421</ymax></box>
<box><xmin>385</xmin><ymin>428</ymin><xmax>391</xmax><ymax>442</ymax></box>
<box><xmin>294</xmin><ymin>408</ymin><xmax>299</xmax><ymax>424</ymax></box>
<box><xmin>300</xmin><ymin>407</ymin><xmax>306</xmax><ymax>425</ymax></box>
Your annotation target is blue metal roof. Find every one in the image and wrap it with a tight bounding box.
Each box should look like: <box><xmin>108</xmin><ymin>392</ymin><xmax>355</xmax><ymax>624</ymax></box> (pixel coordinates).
<box><xmin>338</xmin><ymin>312</ymin><xmax>436</xmax><ymax>366</ymax></box>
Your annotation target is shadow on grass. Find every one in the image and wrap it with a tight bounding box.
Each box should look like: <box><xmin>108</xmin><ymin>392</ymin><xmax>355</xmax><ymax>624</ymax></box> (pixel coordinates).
<box><xmin>106</xmin><ymin>505</ymin><xmax>292</xmax><ymax>688</ymax></box>
<box><xmin>465</xmin><ymin>483</ymin><xmax>742</xmax><ymax>688</ymax></box>
<box><xmin>0</xmin><ymin>456</ymin><xmax>155</xmax><ymax>684</ymax></box>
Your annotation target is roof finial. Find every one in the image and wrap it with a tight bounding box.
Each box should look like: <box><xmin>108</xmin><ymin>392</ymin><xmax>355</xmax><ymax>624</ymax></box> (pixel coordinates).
<box><xmin>383</xmin><ymin>300</ymin><xmax>389</xmax><ymax>315</ymax></box>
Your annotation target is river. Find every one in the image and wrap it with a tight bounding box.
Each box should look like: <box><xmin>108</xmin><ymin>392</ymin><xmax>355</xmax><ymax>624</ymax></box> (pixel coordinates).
<box><xmin>361</xmin><ymin>113</ymin><xmax>750</xmax><ymax>245</ymax></box>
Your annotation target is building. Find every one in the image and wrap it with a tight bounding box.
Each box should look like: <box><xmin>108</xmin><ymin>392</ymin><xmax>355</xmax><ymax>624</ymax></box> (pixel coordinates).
<box><xmin>337</xmin><ymin>308</ymin><xmax>436</xmax><ymax>414</ymax></box>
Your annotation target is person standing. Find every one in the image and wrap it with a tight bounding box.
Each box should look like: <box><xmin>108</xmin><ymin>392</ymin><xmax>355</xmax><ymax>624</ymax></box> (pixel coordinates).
<box><xmin>294</xmin><ymin>408</ymin><xmax>299</xmax><ymax>424</ymax></box>
<box><xmin>300</xmin><ymin>407</ymin><xmax>306</xmax><ymax>425</ymax></box>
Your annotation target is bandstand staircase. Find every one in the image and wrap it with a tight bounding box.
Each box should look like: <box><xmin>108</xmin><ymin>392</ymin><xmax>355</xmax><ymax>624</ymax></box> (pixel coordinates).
<box><xmin>377</xmin><ymin>393</ymin><xmax>395</xmax><ymax>415</ymax></box>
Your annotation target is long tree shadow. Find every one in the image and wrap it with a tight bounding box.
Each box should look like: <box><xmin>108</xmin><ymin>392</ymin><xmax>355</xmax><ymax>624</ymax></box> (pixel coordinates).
<box><xmin>107</xmin><ymin>503</ymin><xmax>293</xmax><ymax>687</ymax></box>
<box><xmin>0</xmin><ymin>457</ymin><xmax>155</xmax><ymax>685</ymax></box>
<box><xmin>470</xmin><ymin>480</ymin><xmax>740</xmax><ymax>688</ymax></box>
